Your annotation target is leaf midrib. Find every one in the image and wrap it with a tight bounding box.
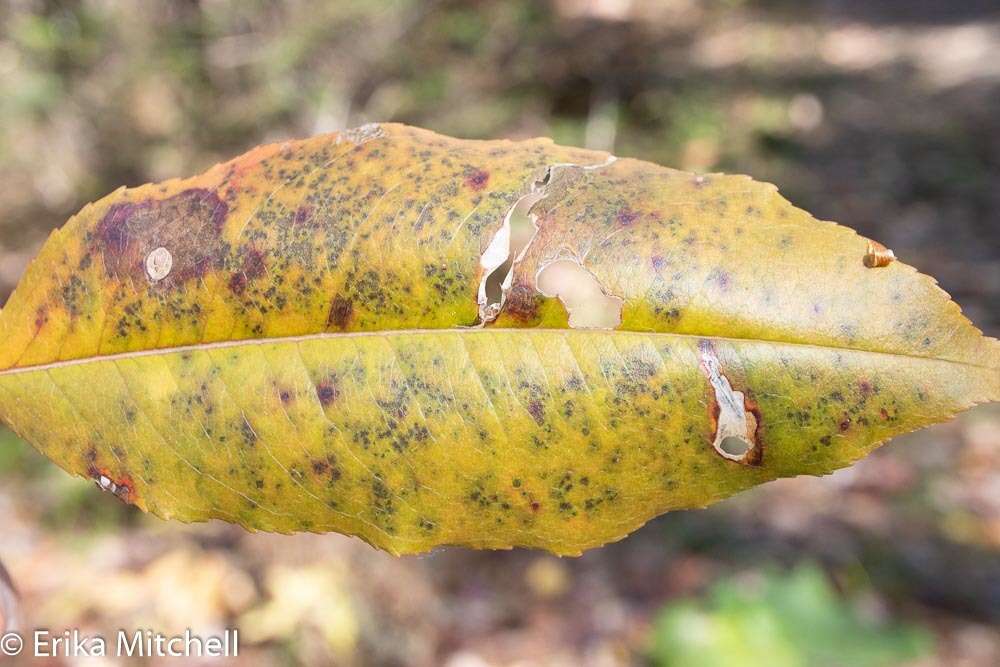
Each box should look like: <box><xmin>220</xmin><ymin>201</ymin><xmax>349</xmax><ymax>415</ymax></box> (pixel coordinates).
<box><xmin>0</xmin><ymin>327</ymin><xmax>995</xmax><ymax>377</ymax></box>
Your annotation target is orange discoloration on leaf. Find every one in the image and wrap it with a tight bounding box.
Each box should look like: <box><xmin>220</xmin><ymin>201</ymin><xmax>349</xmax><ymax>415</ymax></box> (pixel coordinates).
<box><xmin>89</xmin><ymin>465</ymin><xmax>138</xmax><ymax>505</ymax></box>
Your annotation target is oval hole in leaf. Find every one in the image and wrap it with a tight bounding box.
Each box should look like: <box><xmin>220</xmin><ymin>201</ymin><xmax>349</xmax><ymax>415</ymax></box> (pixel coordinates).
<box><xmin>719</xmin><ymin>435</ymin><xmax>751</xmax><ymax>458</ymax></box>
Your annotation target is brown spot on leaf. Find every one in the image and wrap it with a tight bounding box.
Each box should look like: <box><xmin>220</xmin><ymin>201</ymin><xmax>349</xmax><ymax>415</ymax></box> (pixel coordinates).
<box><xmin>228</xmin><ymin>272</ymin><xmax>248</xmax><ymax>294</ymax></box>
<box><xmin>94</xmin><ymin>188</ymin><xmax>228</xmax><ymax>285</ymax></box>
<box><xmin>527</xmin><ymin>399</ymin><xmax>545</xmax><ymax>426</ymax></box>
<box><xmin>229</xmin><ymin>247</ymin><xmax>267</xmax><ymax>294</ymax></box>
<box><xmin>503</xmin><ymin>283</ymin><xmax>541</xmax><ymax>322</ymax></box>
<box><xmin>316</xmin><ymin>380</ymin><xmax>340</xmax><ymax>406</ymax></box>
<box><xmin>712</xmin><ymin>270</ymin><xmax>731</xmax><ymax>290</ymax></box>
<box><xmin>327</xmin><ymin>296</ymin><xmax>354</xmax><ymax>329</ymax></box>
<box><xmin>616</xmin><ymin>208</ymin><xmax>639</xmax><ymax>226</ymax></box>
<box><xmin>34</xmin><ymin>305</ymin><xmax>48</xmax><ymax>332</ymax></box>
<box><xmin>242</xmin><ymin>248</ymin><xmax>267</xmax><ymax>279</ymax></box>
<box><xmin>293</xmin><ymin>205</ymin><xmax>313</xmax><ymax>225</ymax></box>
<box><xmin>465</xmin><ymin>168</ymin><xmax>490</xmax><ymax>190</ymax></box>
<box><xmin>311</xmin><ymin>456</ymin><xmax>341</xmax><ymax>482</ymax></box>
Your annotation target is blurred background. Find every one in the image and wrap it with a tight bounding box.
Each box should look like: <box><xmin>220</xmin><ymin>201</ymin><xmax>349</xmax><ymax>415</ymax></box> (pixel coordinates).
<box><xmin>0</xmin><ymin>1</ymin><xmax>998</xmax><ymax>665</ymax></box>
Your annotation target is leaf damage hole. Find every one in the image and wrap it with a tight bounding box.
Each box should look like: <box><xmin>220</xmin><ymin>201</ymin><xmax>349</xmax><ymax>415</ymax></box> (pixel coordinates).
<box><xmin>719</xmin><ymin>435</ymin><xmax>751</xmax><ymax>457</ymax></box>
<box><xmin>478</xmin><ymin>188</ymin><xmax>546</xmax><ymax>322</ymax></box>
<box><xmin>477</xmin><ymin>157</ymin><xmax>617</xmax><ymax>324</ymax></box>
<box><xmin>698</xmin><ymin>340</ymin><xmax>762</xmax><ymax>465</ymax></box>
<box><xmin>535</xmin><ymin>259</ymin><xmax>623</xmax><ymax>329</ymax></box>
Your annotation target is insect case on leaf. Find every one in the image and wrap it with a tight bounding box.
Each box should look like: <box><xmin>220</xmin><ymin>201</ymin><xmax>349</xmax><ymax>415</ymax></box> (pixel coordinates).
<box><xmin>0</xmin><ymin>123</ymin><xmax>996</xmax><ymax>555</ymax></box>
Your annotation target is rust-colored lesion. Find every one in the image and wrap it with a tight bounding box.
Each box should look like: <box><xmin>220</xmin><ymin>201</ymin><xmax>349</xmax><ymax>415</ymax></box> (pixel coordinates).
<box><xmin>327</xmin><ymin>296</ymin><xmax>354</xmax><ymax>329</ymax></box>
<box><xmin>465</xmin><ymin>168</ymin><xmax>490</xmax><ymax>191</ymax></box>
<box><xmin>86</xmin><ymin>464</ymin><xmax>138</xmax><ymax>505</ymax></box>
<box><xmin>501</xmin><ymin>283</ymin><xmax>542</xmax><ymax>323</ymax></box>
<box><xmin>316</xmin><ymin>378</ymin><xmax>340</xmax><ymax>406</ymax></box>
<box><xmin>704</xmin><ymin>392</ymin><xmax>764</xmax><ymax>466</ymax></box>
<box><xmin>33</xmin><ymin>305</ymin><xmax>48</xmax><ymax>332</ymax></box>
<box><xmin>228</xmin><ymin>246</ymin><xmax>268</xmax><ymax>294</ymax></box>
<box><xmin>740</xmin><ymin>395</ymin><xmax>764</xmax><ymax>466</ymax></box>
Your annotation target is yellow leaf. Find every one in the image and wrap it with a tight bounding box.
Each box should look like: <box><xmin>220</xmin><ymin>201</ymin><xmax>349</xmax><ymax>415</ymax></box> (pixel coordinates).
<box><xmin>0</xmin><ymin>123</ymin><xmax>996</xmax><ymax>555</ymax></box>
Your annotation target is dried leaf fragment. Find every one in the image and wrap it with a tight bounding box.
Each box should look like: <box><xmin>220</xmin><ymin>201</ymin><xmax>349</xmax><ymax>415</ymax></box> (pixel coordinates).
<box><xmin>864</xmin><ymin>239</ymin><xmax>896</xmax><ymax>268</ymax></box>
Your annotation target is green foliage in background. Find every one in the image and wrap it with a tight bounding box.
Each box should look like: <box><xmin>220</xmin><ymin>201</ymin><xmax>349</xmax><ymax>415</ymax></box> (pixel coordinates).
<box><xmin>649</xmin><ymin>564</ymin><xmax>933</xmax><ymax>667</ymax></box>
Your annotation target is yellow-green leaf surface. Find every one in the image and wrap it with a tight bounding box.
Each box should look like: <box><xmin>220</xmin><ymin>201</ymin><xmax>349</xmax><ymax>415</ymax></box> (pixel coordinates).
<box><xmin>0</xmin><ymin>123</ymin><xmax>996</xmax><ymax>555</ymax></box>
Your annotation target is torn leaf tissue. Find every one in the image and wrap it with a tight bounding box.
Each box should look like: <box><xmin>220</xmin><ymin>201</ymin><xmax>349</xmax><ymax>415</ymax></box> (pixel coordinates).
<box><xmin>0</xmin><ymin>123</ymin><xmax>996</xmax><ymax>556</ymax></box>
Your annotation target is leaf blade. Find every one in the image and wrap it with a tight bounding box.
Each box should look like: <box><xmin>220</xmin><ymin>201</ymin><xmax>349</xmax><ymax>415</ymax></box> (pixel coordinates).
<box><xmin>1</xmin><ymin>328</ymin><xmax>993</xmax><ymax>555</ymax></box>
<box><xmin>0</xmin><ymin>123</ymin><xmax>996</xmax><ymax>554</ymax></box>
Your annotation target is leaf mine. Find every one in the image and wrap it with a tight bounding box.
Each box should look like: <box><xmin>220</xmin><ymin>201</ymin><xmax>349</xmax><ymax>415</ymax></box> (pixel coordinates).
<box><xmin>0</xmin><ymin>123</ymin><xmax>996</xmax><ymax>556</ymax></box>
<box><xmin>698</xmin><ymin>340</ymin><xmax>761</xmax><ymax>465</ymax></box>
